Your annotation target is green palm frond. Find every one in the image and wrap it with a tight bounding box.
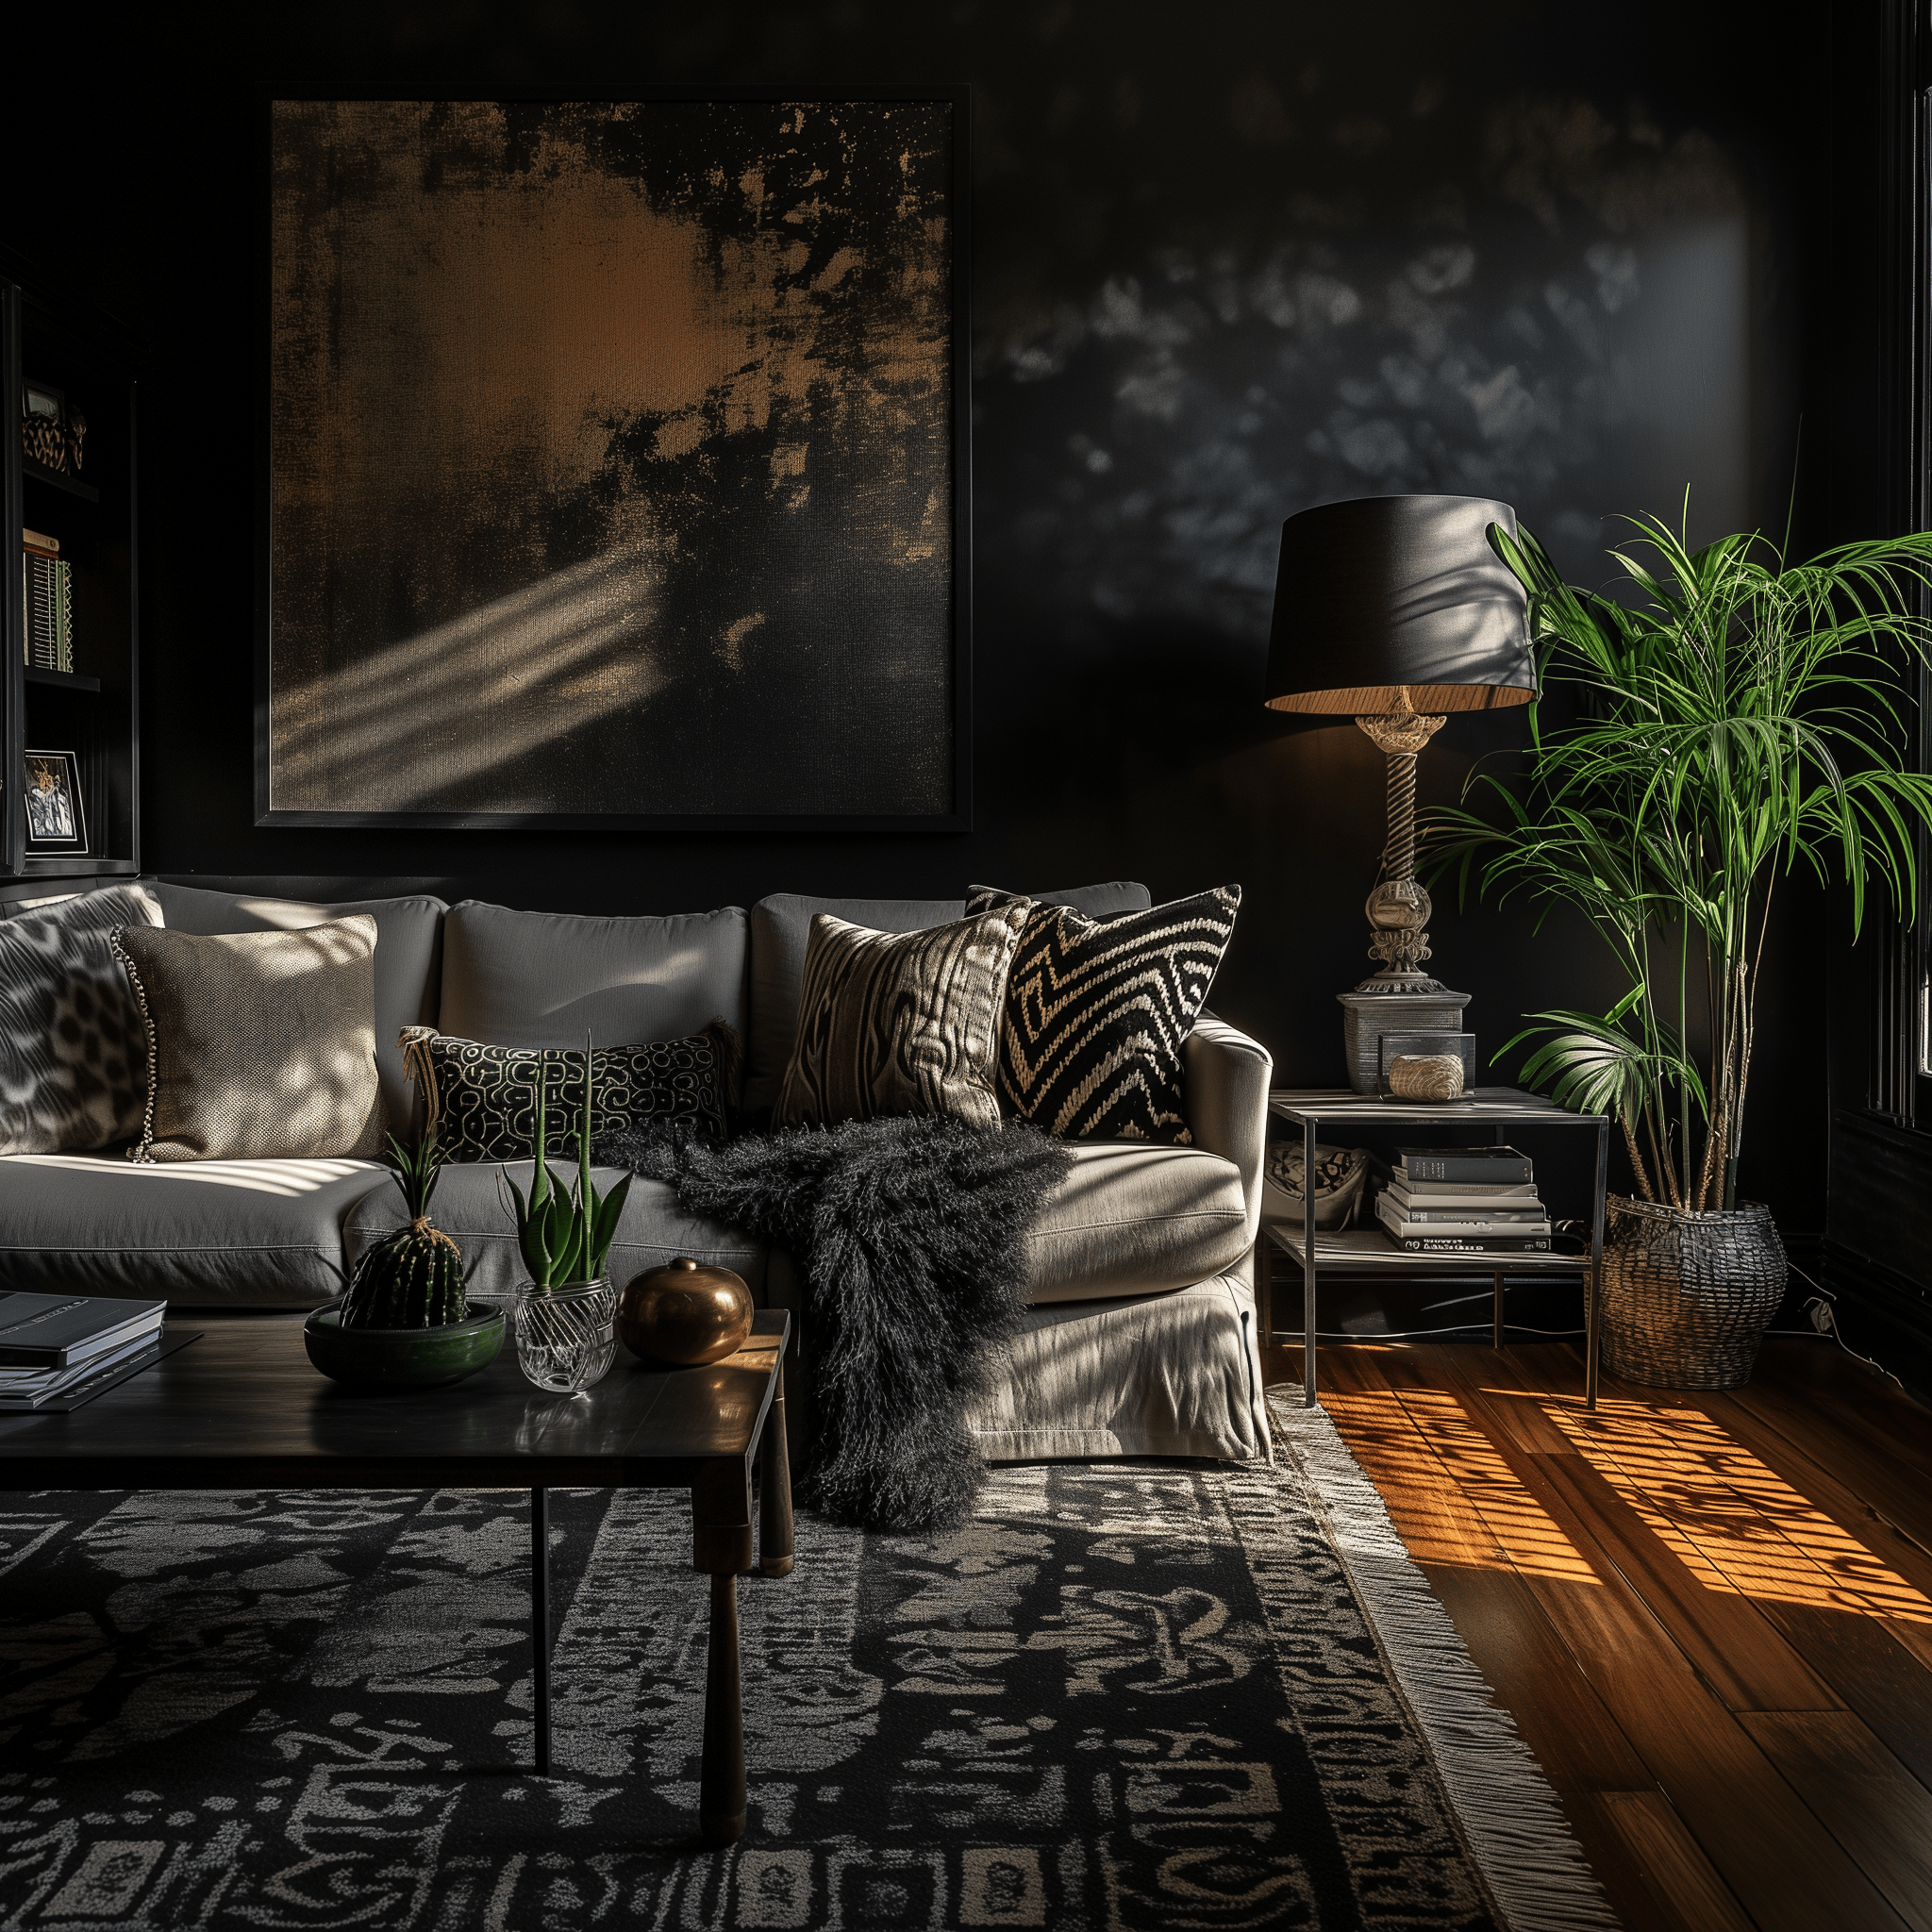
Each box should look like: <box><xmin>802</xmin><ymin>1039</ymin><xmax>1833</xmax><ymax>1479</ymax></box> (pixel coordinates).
<box><xmin>1433</xmin><ymin>511</ymin><xmax>1932</xmax><ymax>1208</ymax></box>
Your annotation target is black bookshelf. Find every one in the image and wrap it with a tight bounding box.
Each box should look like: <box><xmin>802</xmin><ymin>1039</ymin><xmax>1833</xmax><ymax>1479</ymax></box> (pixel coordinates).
<box><xmin>2</xmin><ymin>252</ymin><xmax>139</xmax><ymax>880</ymax></box>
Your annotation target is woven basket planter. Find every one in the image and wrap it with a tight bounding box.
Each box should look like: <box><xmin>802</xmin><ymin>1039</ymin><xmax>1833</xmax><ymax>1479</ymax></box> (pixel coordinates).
<box><xmin>1601</xmin><ymin>1195</ymin><xmax>1788</xmax><ymax>1390</ymax></box>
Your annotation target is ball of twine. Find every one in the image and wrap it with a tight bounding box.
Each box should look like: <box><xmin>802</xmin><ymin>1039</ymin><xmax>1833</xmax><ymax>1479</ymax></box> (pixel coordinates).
<box><xmin>1390</xmin><ymin>1054</ymin><xmax>1464</xmax><ymax>1101</ymax></box>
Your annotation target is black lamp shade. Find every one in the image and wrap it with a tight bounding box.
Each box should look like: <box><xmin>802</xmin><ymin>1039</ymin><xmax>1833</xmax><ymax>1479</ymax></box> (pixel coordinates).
<box><xmin>1262</xmin><ymin>493</ymin><xmax>1534</xmax><ymax>714</ymax></box>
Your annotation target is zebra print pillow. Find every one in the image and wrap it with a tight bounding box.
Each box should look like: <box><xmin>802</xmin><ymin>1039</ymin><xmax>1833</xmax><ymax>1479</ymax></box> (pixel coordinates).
<box><xmin>969</xmin><ymin>884</ymin><xmax>1241</xmax><ymax>1143</ymax></box>
<box><xmin>774</xmin><ymin>904</ymin><xmax>1031</xmax><ymax>1131</ymax></box>
<box><xmin>0</xmin><ymin>884</ymin><xmax>161</xmax><ymax>1155</ymax></box>
<box><xmin>398</xmin><ymin>1022</ymin><xmax>740</xmax><ymax>1162</ymax></box>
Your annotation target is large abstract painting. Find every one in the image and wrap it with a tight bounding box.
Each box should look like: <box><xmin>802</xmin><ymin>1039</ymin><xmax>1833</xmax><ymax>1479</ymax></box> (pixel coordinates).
<box><xmin>261</xmin><ymin>94</ymin><xmax>966</xmax><ymax>826</ymax></box>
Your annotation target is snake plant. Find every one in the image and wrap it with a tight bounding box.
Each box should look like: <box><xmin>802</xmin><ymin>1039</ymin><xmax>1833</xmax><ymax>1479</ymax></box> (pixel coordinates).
<box><xmin>501</xmin><ymin>1048</ymin><xmax>631</xmax><ymax>1289</ymax></box>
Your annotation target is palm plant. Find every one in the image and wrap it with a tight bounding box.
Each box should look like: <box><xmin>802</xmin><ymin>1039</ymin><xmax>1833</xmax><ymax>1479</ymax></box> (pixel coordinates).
<box><xmin>1430</xmin><ymin>512</ymin><xmax>1932</xmax><ymax>1212</ymax></box>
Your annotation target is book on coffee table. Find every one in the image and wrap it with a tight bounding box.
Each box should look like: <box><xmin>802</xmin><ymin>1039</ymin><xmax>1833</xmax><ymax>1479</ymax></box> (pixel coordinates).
<box><xmin>0</xmin><ymin>1291</ymin><xmax>167</xmax><ymax>1369</ymax></box>
<box><xmin>0</xmin><ymin>1328</ymin><xmax>175</xmax><ymax>1408</ymax></box>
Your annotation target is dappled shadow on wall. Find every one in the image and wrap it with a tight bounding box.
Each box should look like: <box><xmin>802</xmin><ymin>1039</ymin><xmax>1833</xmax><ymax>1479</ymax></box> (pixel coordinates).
<box><xmin>272</xmin><ymin>540</ymin><xmax>672</xmax><ymax>816</ymax></box>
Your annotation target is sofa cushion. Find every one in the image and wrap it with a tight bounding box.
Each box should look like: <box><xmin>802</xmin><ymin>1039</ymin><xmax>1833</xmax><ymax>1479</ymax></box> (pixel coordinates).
<box><xmin>437</xmin><ymin>900</ymin><xmax>748</xmax><ymax>1054</ymax></box>
<box><xmin>150</xmin><ymin>880</ymin><xmax>445</xmax><ymax>1134</ymax></box>
<box><xmin>343</xmin><ymin>1160</ymin><xmax>766</xmax><ymax>1299</ymax></box>
<box><xmin>116</xmin><ymin>918</ymin><xmax>383</xmax><ymax>1162</ymax></box>
<box><xmin>1023</xmin><ymin>1141</ymin><xmax>1251</xmax><ymax>1304</ymax></box>
<box><xmin>746</xmin><ymin>894</ymin><xmax>964</xmax><ymax>1119</ymax></box>
<box><xmin>965</xmin><ymin>880</ymin><xmax>1151</xmax><ymax>917</ymax></box>
<box><xmin>0</xmin><ymin>883</ymin><xmax>160</xmax><ymax>1156</ymax></box>
<box><xmin>774</xmin><ymin>906</ymin><xmax>1028</xmax><ymax>1131</ymax></box>
<box><xmin>0</xmin><ymin>1152</ymin><xmax>390</xmax><ymax>1305</ymax></box>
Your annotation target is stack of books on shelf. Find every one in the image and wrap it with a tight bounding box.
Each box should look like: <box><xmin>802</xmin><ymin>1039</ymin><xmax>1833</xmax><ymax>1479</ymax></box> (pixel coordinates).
<box><xmin>1374</xmin><ymin>1146</ymin><xmax>1553</xmax><ymax>1253</ymax></box>
<box><xmin>22</xmin><ymin>526</ymin><xmax>72</xmax><ymax>673</ymax></box>
<box><xmin>0</xmin><ymin>1291</ymin><xmax>166</xmax><ymax>1409</ymax></box>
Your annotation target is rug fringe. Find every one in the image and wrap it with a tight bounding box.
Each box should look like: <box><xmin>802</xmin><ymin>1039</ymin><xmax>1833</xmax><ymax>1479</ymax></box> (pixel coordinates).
<box><xmin>1269</xmin><ymin>1390</ymin><xmax>1624</xmax><ymax>1932</ymax></box>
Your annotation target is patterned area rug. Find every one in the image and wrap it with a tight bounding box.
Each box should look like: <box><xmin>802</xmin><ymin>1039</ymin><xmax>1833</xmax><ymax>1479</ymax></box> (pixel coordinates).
<box><xmin>0</xmin><ymin>1403</ymin><xmax>1608</xmax><ymax>1931</ymax></box>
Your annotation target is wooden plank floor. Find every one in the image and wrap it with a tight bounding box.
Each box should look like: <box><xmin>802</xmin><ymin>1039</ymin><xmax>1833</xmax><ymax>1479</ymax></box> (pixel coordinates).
<box><xmin>1261</xmin><ymin>1336</ymin><xmax>1932</xmax><ymax>1932</ymax></box>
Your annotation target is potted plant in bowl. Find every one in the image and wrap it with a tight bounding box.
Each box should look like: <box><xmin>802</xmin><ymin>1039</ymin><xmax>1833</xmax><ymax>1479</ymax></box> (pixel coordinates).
<box><xmin>1433</xmin><ymin>514</ymin><xmax>1932</xmax><ymax>1387</ymax></box>
<box><xmin>502</xmin><ymin>1053</ymin><xmax>631</xmax><ymax>1393</ymax></box>
<box><xmin>305</xmin><ymin>1130</ymin><xmax>505</xmax><ymax>1389</ymax></box>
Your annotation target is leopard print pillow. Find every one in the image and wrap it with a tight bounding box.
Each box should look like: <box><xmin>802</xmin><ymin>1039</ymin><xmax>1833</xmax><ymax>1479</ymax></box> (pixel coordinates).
<box><xmin>0</xmin><ymin>885</ymin><xmax>161</xmax><ymax>1154</ymax></box>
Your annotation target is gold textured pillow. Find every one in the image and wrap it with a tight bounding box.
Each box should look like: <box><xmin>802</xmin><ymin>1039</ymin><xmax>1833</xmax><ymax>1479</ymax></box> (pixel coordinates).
<box><xmin>774</xmin><ymin>905</ymin><xmax>1030</xmax><ymax>1131</ymax></box>
<box><xmin>113</xmin><ymin>917</ymin><xmax>382</xmax><ymax>1161</ymax></box>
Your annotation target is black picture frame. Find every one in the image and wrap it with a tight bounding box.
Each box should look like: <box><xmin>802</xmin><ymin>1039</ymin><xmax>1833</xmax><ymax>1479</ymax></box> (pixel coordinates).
<box><xmin>23</xmin><ymin>747</ymin><xmax>87</xmax><ymax>855</ymax></box>
<box><xmin>256</xmin><ymin>88</ymin><xmax>973</xmax><ymax>833</ymax></box>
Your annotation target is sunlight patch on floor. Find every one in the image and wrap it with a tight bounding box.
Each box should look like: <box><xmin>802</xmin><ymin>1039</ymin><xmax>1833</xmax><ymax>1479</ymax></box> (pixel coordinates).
<box><xmin>1533</xmin><ymin>1397</ymin><xmax>1932</xmax><ymax>1627</ymax></box>
<box><xmin>1321</xmin><ymin>1388</ymin><xmax>1602</xmax><ymax>1585</ymax></box>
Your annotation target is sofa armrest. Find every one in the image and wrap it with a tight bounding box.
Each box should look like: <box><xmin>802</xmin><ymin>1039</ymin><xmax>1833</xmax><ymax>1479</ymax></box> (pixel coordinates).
<box><xmin>1182</xmin><ymin>1015</ymin><xmax>1274</xmax><ymax>1241</ymax></box>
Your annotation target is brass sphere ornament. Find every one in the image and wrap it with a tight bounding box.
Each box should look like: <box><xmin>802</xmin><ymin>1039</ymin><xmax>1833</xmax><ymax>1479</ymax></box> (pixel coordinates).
<box><xmin>618</xmin><ymin>1257</ymin><xmax>754</xmax><ymax>1367</ymax></box>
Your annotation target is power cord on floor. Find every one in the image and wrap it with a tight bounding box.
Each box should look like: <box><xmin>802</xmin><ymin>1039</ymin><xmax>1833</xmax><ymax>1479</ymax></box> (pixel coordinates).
<box><xmin>1779</xmin><ymin>1260</ymin><xmax>1905</xmax><ymax>1390</ymax></box>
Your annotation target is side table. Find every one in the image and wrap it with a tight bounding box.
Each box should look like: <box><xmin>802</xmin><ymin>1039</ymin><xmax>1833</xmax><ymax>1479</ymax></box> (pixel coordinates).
<box><xmin>1268</xmin><ymin>1087</ymin><xmax>1609</xmax><ymax>1408</ymax></box>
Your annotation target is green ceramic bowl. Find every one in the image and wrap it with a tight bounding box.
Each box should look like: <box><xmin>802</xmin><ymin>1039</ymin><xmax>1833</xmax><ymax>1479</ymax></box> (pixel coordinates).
<box><xmin>304</xmin><ymin>1306</ymin><xmax>506</xmax><ymax>1391</ymax></box>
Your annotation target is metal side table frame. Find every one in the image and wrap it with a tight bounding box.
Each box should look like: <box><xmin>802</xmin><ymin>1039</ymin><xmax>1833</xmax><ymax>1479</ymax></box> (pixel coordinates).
<box><xmin>1268</xmin><ymin>1087</ymin><xmax>1610</xmax><ymax>1409</ymax></box>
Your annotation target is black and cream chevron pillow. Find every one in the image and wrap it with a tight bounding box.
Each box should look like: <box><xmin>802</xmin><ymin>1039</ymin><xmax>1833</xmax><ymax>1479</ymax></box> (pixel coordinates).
<box><xmin>968</xmin><ymin>884</ymin><xmax>1241</xmax><ymax>1143</ymax></box>
<box><xmin>774</xmin><ymin>904</ymin><xmax>1030</xmax><ymax>1131</ymax></box>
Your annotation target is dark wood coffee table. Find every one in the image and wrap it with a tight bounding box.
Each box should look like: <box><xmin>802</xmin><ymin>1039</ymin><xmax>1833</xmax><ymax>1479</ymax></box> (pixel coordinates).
<box><xmin>0</xmin><ymin>1307</ymin><xmax>793</xmax><ymax>1845</ymax></box>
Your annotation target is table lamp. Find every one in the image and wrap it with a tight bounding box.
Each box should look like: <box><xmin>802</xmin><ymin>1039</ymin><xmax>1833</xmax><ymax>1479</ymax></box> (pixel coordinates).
<box><xmin>1262</xmin><ymin>493</ymin><xmax>1533</xmax><ymax>1092</ymax></box>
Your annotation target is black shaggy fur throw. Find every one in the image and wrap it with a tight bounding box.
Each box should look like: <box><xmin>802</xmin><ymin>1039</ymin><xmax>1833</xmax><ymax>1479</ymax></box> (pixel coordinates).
<box><xmin>597</xmin><ymin>1115</ymin><xmax>1074</xmax><ymax>1535</ymax></box>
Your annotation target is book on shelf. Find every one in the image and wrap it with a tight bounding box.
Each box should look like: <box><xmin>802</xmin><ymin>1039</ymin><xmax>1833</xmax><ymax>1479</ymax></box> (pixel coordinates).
<box><xmin>1376</xmin><ymin>1227</ymin><xmax>1556</xmax><ymax>1253</ymax></box>
<box><xmin>1385</xmin><ymin>1179</ymin><xmax>1542</xmax><ymax>1210</ymax></box>
<box><xmin>1385</xmin><ymin>1178</ymin><xmax>1541</xmax><ymax>1201</ymax></box>
<box><xmin>1395</xmin><ymin>1145</ymin><xmax>1534</xmax><ymax>1185</ymax></box>
<box><xmin>1381</xmin><ymin>1199</ymin><xmax>1548</xmax><ymax>1224</ymax></box>
<box><xmin>1375</xmin><ymin>1197</ymin><xmax>1553</xmax><ymax>1241</ymax></box>
<box><xmin>22</xmin><ymin>545</ymin><xmax>73</xmax><ymax>672</ymax></box>
<box><xmin>0</xmin><ymin>1328</ymin><xmax>167</xmax><ymax>1409</ymax></box>
<box><xmin>0</xmin><ymin>1291</ymin><xmax>166</xmax><ymax>1369</ymax></box>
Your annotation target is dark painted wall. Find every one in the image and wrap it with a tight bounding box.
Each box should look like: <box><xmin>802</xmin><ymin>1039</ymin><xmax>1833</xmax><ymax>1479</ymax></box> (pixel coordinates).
<box><xmin>7</xmin><ymin>2</ymin><xmax>1824</xmax><ymax>1226</ymax></box>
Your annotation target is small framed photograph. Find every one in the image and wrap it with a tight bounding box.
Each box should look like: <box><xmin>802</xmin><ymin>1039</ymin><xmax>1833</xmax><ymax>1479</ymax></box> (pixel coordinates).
<box><xmin>1378</xmin><ymin>1030</ymin><xmax>1477</xmax><ymax>1100</ymax></box>
<box><xmin>23</xmin><ymin>749</ymin><xmax>87</xmax><ymax>855</ymax></box>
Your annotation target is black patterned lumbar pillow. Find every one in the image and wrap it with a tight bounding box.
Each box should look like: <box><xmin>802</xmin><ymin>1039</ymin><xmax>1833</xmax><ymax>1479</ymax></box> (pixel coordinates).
<box><xmin>0</xmin><ymin>885</ymin><xmax>160</xmax><ymax>1155</ymax></box>
<box><xmin>774</xmin><ymin>904</ymin><xmax>1031</xmax><ymax>1131</ymax></box>
<box><xmin>982</xmin><ymin>884</ymin><xmax>1241</xmax><ymax>1143</ymax></box>
<box><xmin>399</xmin><ymin>1022</ymin><xmax>740</xmax><ymax>1161</ymax></box>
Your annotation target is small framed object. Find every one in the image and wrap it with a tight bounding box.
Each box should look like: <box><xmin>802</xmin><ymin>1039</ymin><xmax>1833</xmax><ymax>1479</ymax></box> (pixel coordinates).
<box><xmin>22</xmin><ymin>378</ymin><xmax>66</xmax><ymax>472</ymax></box>
<box><xmin>23</xmin><ymin>749</ymin><xmax>87</xmax><ymax>855</ymax></box>
<box><xmin>1378</xmin><ymin>1030</ymin><xmax>1476</xmax><ymax>1102</ymax></box>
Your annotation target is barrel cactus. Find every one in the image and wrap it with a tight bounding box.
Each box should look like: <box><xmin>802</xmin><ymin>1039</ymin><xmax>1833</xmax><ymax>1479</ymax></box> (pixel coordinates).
<box><xmin>339</xmin><ymin>1131</ymin><xmax>469</xmax><ymax>1328</ymax></box>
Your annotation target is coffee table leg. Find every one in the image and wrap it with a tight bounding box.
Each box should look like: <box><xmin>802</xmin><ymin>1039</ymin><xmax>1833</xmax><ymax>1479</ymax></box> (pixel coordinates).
<box><xmin>701</xmin><ymin>1571</ymin><xmax>745</xmax><ymax>1841</ymax></box>
<box><xmin>759</xmin><ymin>1363</ymin><xmax>794</xmax><ymax>1579</ymax></box>
<box><xmin>693</xmin><ymin>1465</ymin><xmax>753</xmax><ymax>1843</ymax></box>
<box><xmin>531</xmin><ymin>1487</ymin><xmax>551</xmax><ymax>1777</ymax></box>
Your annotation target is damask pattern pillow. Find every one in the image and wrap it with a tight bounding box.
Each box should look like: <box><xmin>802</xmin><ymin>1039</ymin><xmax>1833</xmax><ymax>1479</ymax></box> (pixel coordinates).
<box><xmin>0</xmin><ymin>884</ymin><xmax>160</xmax><ymax>1155</ymax></box>
<box><xmin>971</xmin><ymin>884</ymin><xmax>1241</xmax><ymax>1143</ymax></box>
<box><xmin>774</xmin><ymin>905</ymin><xmax>1030</xmax><ymax>1131</ymax></box>
<box><xmin>398</xmin><ymin>1022</ymin><xmax>739</xmax><ymax>1162</ymax></box>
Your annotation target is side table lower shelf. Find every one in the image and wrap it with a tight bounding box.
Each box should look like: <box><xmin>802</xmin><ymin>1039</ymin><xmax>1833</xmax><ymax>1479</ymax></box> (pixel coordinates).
<box><xmin>1264</xmin><ymin>1224</ymin><xmax>1605</xmax><ymax>1409</ymax></box>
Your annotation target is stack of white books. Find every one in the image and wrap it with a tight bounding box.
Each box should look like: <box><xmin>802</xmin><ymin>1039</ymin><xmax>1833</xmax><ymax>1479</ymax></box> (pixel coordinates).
<box><xmin>1375</xmin><ymin>1146</ymin><xmax>1553</xmax><ymax>1253</ymax></box>
<box><xmin>0</xmin><ymin>1291</ymin><xmax>168</xmax><ymax>1409</ymax></box>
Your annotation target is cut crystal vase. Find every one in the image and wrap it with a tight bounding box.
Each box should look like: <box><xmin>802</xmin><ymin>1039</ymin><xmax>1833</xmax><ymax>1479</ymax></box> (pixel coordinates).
<box><xmin>512</xmin><ymin>1278</ymin><xmax>618</xmax><ymax>1393</ymax></box>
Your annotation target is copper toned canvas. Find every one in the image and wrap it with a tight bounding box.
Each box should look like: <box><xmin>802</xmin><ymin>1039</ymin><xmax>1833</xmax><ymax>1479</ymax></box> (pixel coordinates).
<box><xmin>263</xmin><ymin>95</ymin><xmax>966</xmax><ymax>825</ymax></box>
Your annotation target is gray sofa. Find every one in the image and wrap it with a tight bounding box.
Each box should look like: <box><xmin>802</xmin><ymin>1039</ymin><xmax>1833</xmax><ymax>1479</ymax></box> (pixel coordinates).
<box><xmin>0</xmin><ymin>877</ymin><xmax>1274</xmax><ymax>1462</ymax></box>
